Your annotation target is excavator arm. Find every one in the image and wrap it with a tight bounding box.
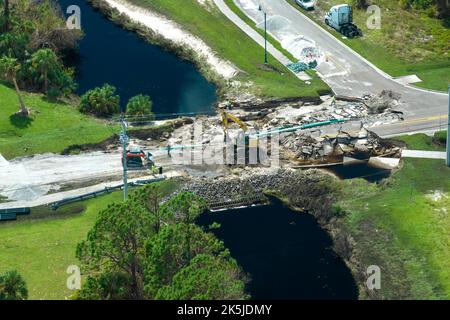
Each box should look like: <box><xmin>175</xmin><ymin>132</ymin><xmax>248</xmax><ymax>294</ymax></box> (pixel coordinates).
<box><xmin>221</xmin><ymin>110</ymin><xmax>248</xmax><ymax>133</ymax></box>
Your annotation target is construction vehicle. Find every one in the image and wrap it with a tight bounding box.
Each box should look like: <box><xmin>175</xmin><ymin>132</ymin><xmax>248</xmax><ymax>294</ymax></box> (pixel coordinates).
<box><xmin>221</xmin><ymin>110</ymin><xmax>249</xmax><ymax>134</ymax></box>
<box><xmin>324</xmin><ymin>4</ymin><xmax>362</xmax><ymax>38</ymax></box>
<box><xmin>220</xmin><ymin>110</ymin><xmax>259</xmax><ymax>148</ymax></box>
<box><xmin>220</xmin><ymin>110</ymin><xmax>261</xmax><ymax>164</ymax></box>
<box><xmin>124</xmin><ymin>145</ymin><xmax>155</xmax><ymax>170</ymax></box>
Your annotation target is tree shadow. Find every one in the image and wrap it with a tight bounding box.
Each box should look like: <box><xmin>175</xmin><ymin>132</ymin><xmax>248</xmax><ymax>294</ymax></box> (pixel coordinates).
<box><xmin>443</xmin><ymin>16</ymin><xmax>450</xmax><ymax>28</ymax></box>
<box><xmin>42</xmin><ymin>95</ymin><xmax>64</xmax><ymax>104</ymax></box>
<box><xmin>0</xmin><ymin>80</ymin><xmax>14</xmax><ymax>89</ymax></box>
<box><xmin>9</xmin><ymin>113</ymin><xmax>34</xmax><ymax>129</ymax></box>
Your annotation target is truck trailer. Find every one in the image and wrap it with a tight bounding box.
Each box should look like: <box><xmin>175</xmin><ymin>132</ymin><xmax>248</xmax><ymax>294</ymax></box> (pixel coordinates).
<box><xmin>324</xmin><ymin>4</ymin><xmax>362</xmax><ymax>38</ymax></box>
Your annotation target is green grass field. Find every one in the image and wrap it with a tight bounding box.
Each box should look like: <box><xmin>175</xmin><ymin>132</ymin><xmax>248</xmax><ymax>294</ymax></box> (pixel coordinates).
<box><xmin>0</xmin><ymin>84</ymin><xmax>118</xmax><ymax>160</ymax></box>
<box><xmin>339</xmin><ymin>134</ymin><xmax>450</xmax><ymax>299</ymax></box>
<box><xmin>286</xmin><ymin>0</ymin><xmax>450</xmax><ymax>91</ymax></box>
<box><xmin>127</xmin><ymin>0</ymin><xmax>330</xmax><ymax>98</ymax></box>
<box><xmin>393</xmin><ymin>132</ymin><xmax>446</xmax><ymax>151</ymax></box>
<box><xmin>0</xmin><ymin>179</ymin><xmax>179</xmax><ymax>300</ymax></box>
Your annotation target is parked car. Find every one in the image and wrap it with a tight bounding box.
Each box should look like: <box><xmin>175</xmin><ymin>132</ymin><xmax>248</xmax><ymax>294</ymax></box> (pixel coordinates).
<box><xmin>295</xmin><ymin>0</ymin><xmax>315</xmax><ymax>10</ymax></box>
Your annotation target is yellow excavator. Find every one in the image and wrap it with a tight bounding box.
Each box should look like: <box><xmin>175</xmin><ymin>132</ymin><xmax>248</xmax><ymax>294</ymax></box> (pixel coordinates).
<box><xmin>221</xmin><ymin>110</ymin><xmax>248</xmax><ymax>133</ymax></box>
<box><xmin>220</xmin><ymin>110</ymin><xmax>258</xmax><ymax>148</ymax></box>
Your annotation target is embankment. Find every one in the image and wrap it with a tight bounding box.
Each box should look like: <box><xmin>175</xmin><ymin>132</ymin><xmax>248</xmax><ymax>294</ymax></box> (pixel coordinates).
<box><xmin>182</xmin><ymin>168</ymin><xmax>365</xmax><ymax>297</ymax></box>
<box><xmin>89</xmin><ymin>0</ymin><xmax>329</xmax><ymax>99</ymax></box>
<box><xmin>89</xmin><ymin>0</ymin><xmax>234</xmax><ymax>94</ymax></box>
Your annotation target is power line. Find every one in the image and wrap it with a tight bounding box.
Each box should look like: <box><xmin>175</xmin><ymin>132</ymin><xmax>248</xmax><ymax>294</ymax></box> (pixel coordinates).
<box><xmin>119</xmin><ymin>116</ymin><xmax>129</xmax><ymax>200</ymax></box>
<box><xmin>109</xmin><ymin>110</ymin><xmax>217</xmax><ymax>122</ymax></box>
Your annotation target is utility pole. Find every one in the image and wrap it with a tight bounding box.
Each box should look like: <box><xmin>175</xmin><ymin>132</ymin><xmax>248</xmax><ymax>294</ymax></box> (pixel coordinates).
<box><xmin>446</xmin><ymin>85</ymin><xmax>450</xmax><ymax>167</ymax></box>
<box><xmin>120</xmin><ymin>115</ymin><xmax>129</xmax><ymax>200</ymax></box>
<box><xmin>259</xmin><ymin>4</ymin><xmax>268</xmax><ymax>64</ymax></box>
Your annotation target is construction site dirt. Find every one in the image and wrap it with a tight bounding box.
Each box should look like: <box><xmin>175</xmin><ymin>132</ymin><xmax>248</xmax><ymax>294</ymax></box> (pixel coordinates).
<box><xmin>0</xmin><ymin>91</ymin><xmax>405</xmax><ymax>207</ymax></box>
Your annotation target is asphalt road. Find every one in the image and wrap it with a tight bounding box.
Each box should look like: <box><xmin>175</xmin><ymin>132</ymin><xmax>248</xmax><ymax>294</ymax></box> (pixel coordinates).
<box><xmin>228</xmin><ymin>0</ymin><xmax>449</xmax><ymax>137</ymax></box>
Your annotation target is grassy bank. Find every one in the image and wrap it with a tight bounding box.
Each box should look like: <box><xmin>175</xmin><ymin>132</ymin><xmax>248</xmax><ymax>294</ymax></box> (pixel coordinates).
<box><xmin>0</xmin><ymin>84</ymin><xmax>118</xmax><ymax>160</ymax></box>
<box><xmin>125</xmin><ymin>0</ymin><xmax>330</xmax><ymax>98</ymax></box>
<box><xmin>286</xmin><ymin>0</ymin><xmax>450</xmax><ymax>91</ymax></box>
<box><xmin>0</xmin><ymin>179</ymin><xmax>179</xmax><ymax>299</ymax></box>
<box><xmin>338</xmin><ymin>134</ymin><xmax>450</xmax><ymax>299</ymax></box>
<box><xmin>223</xmin><ymin>0</ymin><xmax>297</xmax><ymax>62</ymax></box>
<box><xmin>394</xmin><ymin>131</ymin><xmax>447</xmax><ymax>151</ymax></box>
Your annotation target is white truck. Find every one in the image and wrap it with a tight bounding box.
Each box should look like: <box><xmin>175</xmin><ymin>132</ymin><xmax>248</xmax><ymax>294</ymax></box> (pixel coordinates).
<box><xmin>324</xmin><ymin>4</ymin><xmax>362</xmax><ymax>38</ymax></box>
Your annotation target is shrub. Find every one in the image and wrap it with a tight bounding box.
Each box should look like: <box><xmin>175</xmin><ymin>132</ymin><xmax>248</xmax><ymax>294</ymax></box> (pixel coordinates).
<box><xmin>331</xmin><ymin>204</ymin><xmax>346</xmax><ymax>218</ymax></box>
<box><xmin>25</xmin><ymin>49</ymin><xmax>77</xmax><ymax>98</ymax></box>
<box><xmin>79</xmin><ymin>84</ymin><xmax>120</xmax><ymax>117</ymax></box>
<box><xmin>126</xmin><ymin>94</ymin><xmax>154</xmax><ymax>118</ymax></box>
<box><xmin>433</xmin><ymin>130</ymin><xmax>447</xmax><ymax>145</ymax></box>
<box><xmin>0</xmin><ymin>270</ymin><xmax>28</xmax><ymax>300</ymax></box>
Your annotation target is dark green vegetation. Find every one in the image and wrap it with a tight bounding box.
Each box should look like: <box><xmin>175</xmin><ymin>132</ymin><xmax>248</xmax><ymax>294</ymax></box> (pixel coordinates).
<box><xmin>78</xmin><ymin>83</ymin><xmax>120</xmax><ymax>117</ymax></box>
<box><xmin>394</xmin><ymin>0</ymin><xmax>449</xmax><ymax>18</ymax></box>
<box><xmin>126</xmin><ymin>94</ymin><xmax>154</xmax><ymax>117</ymax></box>
<box><xmin>433</xmin><ymin>130</ymin><xmax>447</xmax><ymax>145</ymax></box>
<box><xmin>338</xmin><ymin>134</ymin><xmax>450</xmax><ymax>299</ymax></box>
<box><xmin>0</xmin><ymin>180</ymin><xmax>248</xmax><ymax>300</ymax></box>
<box><xmin>126</xmin><ymin>0</ymin><xmax>330</xmax><ymax>98</ymax></box>
<box><xmin>0</xmin><ymin>83</ymin><xmax>117</xmax><ymax>159</ymax></box>
<box><xmin>0</xmin><ymin>270</ymin><xmax>28</xmax><ymax>300</ymax></box>
<box><xmin>0</xmin><ymin>55</ymin><xmax>28</xmax><ymax>115</ymax></box>
<box><xmin>78</xmin><ymin>84</ymin><xmax>155</xmax><ymax>118</ymax></box>
<box><xmin>0</xmin><ymin>180</ymin><xmax>178</xmax><ymax>299</ymax></box>
<box><xmin>393</xmin><ymin>131</ymin><xmax>447</xmax><ymax>151</ymax></box>
<box><xmin>0</xmin><ymin>1</ymin><xmax>119</xmax><ymax>159</ymax></box>
<box><xmin>0</xmin><ymin>0</ymin><xmax>80</xmax><ymax>101</ymax></box>
<box><xmin>287</xmin><ymin>0</ymin><xmax>450</xmax><ymax>91</ymax></box>
<box><xmin>76</xmin><ymin>186</ymin><xmax>248</xmax><ymax>300</ymax></box>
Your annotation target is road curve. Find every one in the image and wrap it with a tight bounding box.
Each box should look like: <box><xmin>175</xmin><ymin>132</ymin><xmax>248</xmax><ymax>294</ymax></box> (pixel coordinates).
<box><xmin>221</xmin><ymin>0</ymin><xmax>448</xmax><ymax>137</ymax></box>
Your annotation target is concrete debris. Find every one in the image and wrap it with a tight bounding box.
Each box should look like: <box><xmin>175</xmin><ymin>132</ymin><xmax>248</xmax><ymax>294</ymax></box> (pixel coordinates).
<box><xmin>260</xmin><ymin>92</ymin><xmax>403</xmax><ymax>132</ymax></box>
<box><xmin>362</xmin><ymin>90</ymin><xmax>401</xmax><ymax>114</ymax></box>
<box><xmin>221</xmin><ymin>96</ymin><xmax>321</xmax><ymax>111</ymax></box>
<box><xmin>280</xmin><ymin>129</ymin><xmax>401</xmax><ymax>161</ymax></box>
<box><xmin>160</xmin><ymin>92</ymin><xmax>404</xmax><ymax>165</ymax></box>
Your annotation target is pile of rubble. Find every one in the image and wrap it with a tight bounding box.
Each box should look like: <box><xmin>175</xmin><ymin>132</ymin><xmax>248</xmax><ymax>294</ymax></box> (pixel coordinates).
<box><xmin>143</xmin><ymin>90</ymin><xmax>404</xmax><ymax>166</ymax></box>
<box><xmin>280</xmin><ymin>128</ymin><xmax>401</xmax><ymax>161</ymax></box>
<box><xmin>362</xmin><ymin>90</ymin><xmax>401</xmax><ymax>115</ymax></box>
<box><xmin>262</xmin><ymin>90</ymin><xmax>403</xmax><ymax>130</ymax></box>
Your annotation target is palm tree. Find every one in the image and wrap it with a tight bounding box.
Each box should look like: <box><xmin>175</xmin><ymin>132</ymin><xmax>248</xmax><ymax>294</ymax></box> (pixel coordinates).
<box><xmin>126</xmin><ymin>94</ymin><xmax>154</xmax><ymax>117</ymax></box>
<box><xmin>0</xmin><ymin>270</ymin><xmax>28</xmax><ymax>300</ymax></box>
<box><xmin>0</xmin><ymin>56</ymin><xmax>28</xmax><ymax>116</ymax></box>
<box><xmin>31</xmin><ymin>48</ymin><xmax>57</xmax><ymax>94</ymax></box>
<box><xmin>1</xmin><ymin>0</ymin><xmax>10</xmax><ymax>32</ymax></box>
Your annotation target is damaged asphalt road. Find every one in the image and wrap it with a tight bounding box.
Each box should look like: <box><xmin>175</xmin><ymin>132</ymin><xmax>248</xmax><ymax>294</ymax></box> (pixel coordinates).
<box><xmin>227</xmin><ymin>0</ymin><xmax>448</xmax><ymax>136</ymax></box>
<box><xmin>0</xmin><ymin>94</ymin><xmax>406</xmax><ymax>205</ymax></box>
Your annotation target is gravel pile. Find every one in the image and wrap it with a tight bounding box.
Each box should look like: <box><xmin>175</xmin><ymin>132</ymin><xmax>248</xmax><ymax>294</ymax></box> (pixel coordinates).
<box><xmin>180</xmin><ymin>169</ymin><xmax>327</xmax><ymax>203</ymax></box>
